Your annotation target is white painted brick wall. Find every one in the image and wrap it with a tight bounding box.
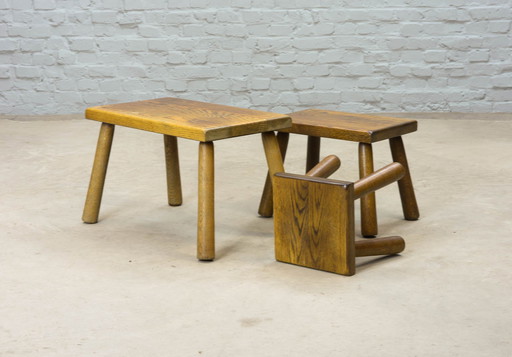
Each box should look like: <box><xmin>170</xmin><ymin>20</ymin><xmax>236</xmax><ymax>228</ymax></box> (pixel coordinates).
<box><xmin>1</xmin><ymin>0</ymin><xmax>512</xmax><ymax>114</ymax></box>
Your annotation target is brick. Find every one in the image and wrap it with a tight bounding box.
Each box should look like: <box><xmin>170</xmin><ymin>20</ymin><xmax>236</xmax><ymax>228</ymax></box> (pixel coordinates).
<box><xmin>492</xmin><ymin>76</ymin><xmax>512</xmax><ymax>88</ymax></box>
<box><xmin>118</xmin><ymin>66</ymin><xmax>147</xmax><ymax>77</ymax></box>
<box><xmin>270</xmin><ymin>79</ymin><xmax>293</xmax><ymax>91</ymax></box>
<box><xmin>469</xmin><ymin>50</ymin><xmax>490</xmax><ymax>62</ymax></box>
<box><xmin>0</xmin><ymin>39</ymin><xmax>18</xmax><ymax>52</ymax></box>
<box><xmin>488</xmin><ymin>21</ymin><xmax>510</xmax><ymax>33</ymax></box>
<box><xmin>209</xmin><ymin>51</ymin><xmax>232</xmax><ymax>63</ymax></box>
<box><xmin>34</xmin><ymin>0</ymin><xmax>56</xmax><ymax>10</ymax></box>
<box><xmin>275</xmin><ymin>53</ymin><xmax>296</xmax><ymax>64</ymax></box>
<box><xmin>33</xmin><ymin>53</ymin><xmax>56</xmax><ymax>65</ymax></box>
<box><xmin>9</xmin><ymin>0</ymin><xmax>32</xmax><ymax>10</ymax></box>
<box><xmin>124</xmin><ymin>39</ymin><xmax>147</xmax><ymax>52</ymax></box>
<box><xmin>358</xmin><ymin>77</ymin><xmax>382</xmax><ymax>89</ymax></box>
<box><xmin>469</xmin><ymin>7</ymin><xmax>511</xmax><ymax>20</ymax></box>
<box><xmin>70</xmin><ymin>38</ymin><xmax>95</xmax><ymax>51</ymax></box>
<box><xmin>20</xmin><ymin>40</ymin><xmax>46</xmax><ymax>52</ymax></box>
<box><xmin>166</xmin><ymin>80</ymin><xmax>187</xmax><ymax>92</ymax></box>
<box><xmin>91</xmin><ymin>11</ymin><xmax>118</xmax><ymax>24</ymax></box>
<box><xmin>124</xmin><ymin>0</ymin><xmax>166</xmax><ymax>10</ymax></box>
<box><xmin>15</xmin><ymin>67</ymin><xmax>41</xmax><ymax>78</ymax></box>
<box><xmin>0</xmin><ymin>79</ymin><xmax>12</xmax><ymax>90</ymax></box>
<box><xmin>147</xmin><ymin>39</ymin><xmax>168</xmax><ymax>52</ymax></box>
<box><xmin>183</xmin><ymin>25</ymin><xmax>206</xmax><ymax>37</ymax></box>
<box><xmin>293</xmin><ymin>37</ymin><xmax>332</xmax><ymax>50</ymax></box>
<box><xmin>400</xmin><ymin>24</ymin><xmax>423</xmax><ymax>37</ymax></box>
<box><xmin>268</xmin><ymin>25</ymin><xmax>294</xmax><ymax>36</ymax></box>
<box><xmin>207</xmin><ymin>79</ymin><xmax>230</xmax><ymax>90</ymax></box>
<box><xmin>250</xmin><ymin>78</ymin><xmax>271</xmax><ymax>90</ymax></box>
<box><xmin>0</xmin><ymin>66</ymin><xmax>10</xmax><ymax>78</ymax></box>
<box><xmin>424</xmin><ymin>51</ymin><xmax>446</xmax><ymax>63</ymax></box>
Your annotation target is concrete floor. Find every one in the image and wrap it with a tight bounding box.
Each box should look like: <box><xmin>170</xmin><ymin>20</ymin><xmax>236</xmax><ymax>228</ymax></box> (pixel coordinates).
<box><xmin>1</xmin><ymin>113</ymin><xmax>511</xmax><ymax>356</ymax></box>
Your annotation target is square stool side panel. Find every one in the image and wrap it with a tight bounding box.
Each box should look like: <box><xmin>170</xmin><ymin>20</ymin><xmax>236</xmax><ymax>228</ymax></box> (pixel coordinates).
<box><xmin>273</xmin><ymin>173</ymin><xmax>356</xmax><ymax>276</ymax></box>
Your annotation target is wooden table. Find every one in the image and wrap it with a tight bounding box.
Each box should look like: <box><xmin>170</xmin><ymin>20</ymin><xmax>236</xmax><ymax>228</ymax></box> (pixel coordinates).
<box><xmin>82</xmin><ymin>97</ymin><xmax>291</xmax><ymax>260</ymax></box>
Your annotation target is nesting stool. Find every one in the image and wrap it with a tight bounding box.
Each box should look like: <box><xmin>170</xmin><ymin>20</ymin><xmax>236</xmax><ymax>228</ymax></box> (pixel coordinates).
<box><xmin>274</xmin><ymin>159</ymin><xmax>407</xmax><ymax>276</ymax></box>
<box><xmin>82</xmin><ymin>97</ymin><xmax>291</xmax><ymax>261</ymax></box>
<box><xmin>260</xmin><ymin>109</ymin><xmax>420</xmax><ymax>237</ymax></box>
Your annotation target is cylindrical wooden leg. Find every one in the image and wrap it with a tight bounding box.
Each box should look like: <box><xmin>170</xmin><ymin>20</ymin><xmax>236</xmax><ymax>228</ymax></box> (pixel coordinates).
<box><xmin>389</xmin><ymin>136</ymin><xmax>420</xmax><ymax>220</ymax></box>
<box><xmin>306</xmin><ymin>135</ymin><xmax>321</xmax><ymax>172</ymax></box>
<box><xmin>82</xmin><ymin>123</ymin><xmax>115</xmax><ymax>224</ymax></box>
<box><xmin>359</xmin><ymin>143</ymin><xmax>378</xmax><ymax>237</ymax></box>
<box><xmin>261</xmin><ymin>131</ymin><xmax>286</xmax><ymax>184</ymax></box>
<box><xmin>164</xmin><ymin>135</ymin><xmax>182</xmax><ymax>206</ymax></box>
<box><xmin>197</xmin><ymin>141</ymin><xmax>215</xmax><ymax>261</ymax></box>
<box><xmin>258</xmin><ymin>132</ymin><xmax>289</xmax><ymax>217</ymax></box>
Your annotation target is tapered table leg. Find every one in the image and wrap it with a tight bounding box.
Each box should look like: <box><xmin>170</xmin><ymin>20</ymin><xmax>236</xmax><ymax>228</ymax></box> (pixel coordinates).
<box><xmin>82</xmin><ymin>123</ymin><xmax>115</xmax><ymax>224</ymax></box>
<box><xmin>359</xmin><ymin>143</ymin><xmax>378</xmax><ymax>237</ymax></box>
<box><xmin>389</xmin><ymin>136</ymin><xmax>419</xmax><ymax>220</ymax></box>
<box><xmin>306</xmin><ymin>135</ymin><xmax>321</xmax><ymax>172</ymax></box>
<box><xmin>261</xmin><ymin>131</ymin><xmax>286</xmax><ymax>191</ymax></box>
<box><xmin>164</xmin><ymin>135</ymin><xmax>182</xmax><ymax>206</ymax></box>
<box><xmin>258</xmin><ymin>132</ymin><xmax>289</xmax><ymax>217</ymax></box>
<box><xmin>197</xmin><ymin>141</ymin><xmax>215</xmax><ymax>261</ymax></box>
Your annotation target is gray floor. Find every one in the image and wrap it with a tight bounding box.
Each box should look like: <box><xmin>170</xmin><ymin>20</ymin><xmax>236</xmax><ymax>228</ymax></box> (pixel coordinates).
<box><xmin>1</xmin><ymin>113</ymin><xmax>511</xmax><ymax>356</ymax></box>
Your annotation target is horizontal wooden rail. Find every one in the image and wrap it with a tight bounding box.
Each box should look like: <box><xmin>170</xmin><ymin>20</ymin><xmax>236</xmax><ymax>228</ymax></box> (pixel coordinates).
<box><xmin>355</xmin><ymin>236</ymin><xmax>405</xmax><ymax>257</ymax></box>
<box><xmin>305</xmin><ymin>155</ymin><xmax>341</xmax><ymax>178</ymax></box>
<box><xmin>353</xmin><ymin>162</ymin><xmax>405</xmax><ymax>200</ymax></box>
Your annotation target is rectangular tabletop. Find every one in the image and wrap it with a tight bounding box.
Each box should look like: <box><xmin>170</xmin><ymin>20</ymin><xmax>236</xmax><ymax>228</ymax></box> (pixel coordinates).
<box><xmin>85</xmin><ymin>97</ymin><xmax>291</xmax><ymax>142</ymax></box>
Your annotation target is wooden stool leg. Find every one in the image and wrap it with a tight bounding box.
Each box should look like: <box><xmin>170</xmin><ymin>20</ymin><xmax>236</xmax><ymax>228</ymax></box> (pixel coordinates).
<box><xmin>261</xmin><ymin>131</ymin><xmax>286</xmax><ymax>185</ymax></box>
<box><xmin>258</xmin><ymin>132</ymin><xmax>289</xmax><ymax>217</ymax></box>
<box><xmin>82</xmin><ymin>123</ymin><xmax>115</xmax><ymax>224</ymax></box>
<box><xmin>358</xmin><ymin>143</ymin><xmax>378</xmax><ymax>237</ymax></box>
<box><xmin>197</xmin><ymin>141</ymin><xmax>215</xmax><ymax>261</ymax></box>
<box><xmin>389</xmin><ymin>136</ymin><xmax>420</xmax><ymax>220</ymax></box>
<box><xmin>306</xmin><ymin>135</ymin><xmax>321</xmax><ymax>172</ymax></box>
<box><xmin>164</xmin><ymin>135</ymin><xmax>182</xmax><ymax>206</ymax></box>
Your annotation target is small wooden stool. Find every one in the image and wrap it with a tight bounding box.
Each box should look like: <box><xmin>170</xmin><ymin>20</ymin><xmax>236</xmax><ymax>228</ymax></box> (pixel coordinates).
<box><xmin>274</xmin><ymin>159</ymin><xmax>407</xmax><ymax>276</ymax></box>
<box><xmin>260</xmin><ymin>109</ymin><xmax>420</xmax><ymax>237</ymax></box>
<box><xmin>82</xmin><ymin>97</ymin><xmax>291</xmax><ymax>261</ymax></box>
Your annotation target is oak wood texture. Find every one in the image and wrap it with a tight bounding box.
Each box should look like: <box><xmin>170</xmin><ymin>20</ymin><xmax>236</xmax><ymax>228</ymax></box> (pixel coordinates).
<box><xmin>355</xmin><ymin>236</ymin><xmax>405</xmax><ymax>257</ymax></box>
<box><xmin>259</xmin><ymin>110</ymin><xmax>419</xmax><ymax>226</ymax></box>
<box><xmin>83</xmin><ymin>97</ymin><xmax>290</xmax><ymax>261</ymax></box>
<box><xmin>258</xmin><ymin>132</ymin><xmax>289</xmax><ymax>217</ymax></box>
<box><xmin>353</xmin><ymin>162</ymin><xmax>405</xmax><ymax>200</ymax></box>
<box><xmin>390</xmin><ymin>136</ymin><xmax>420</xmax><ymax>220</ymax></box>
<box><xmin>164</xmin><ymin>135</ymin><xmax>182</xmax><ymax>206</ymax></box>
<box><xmin>281</xmin><ymin>109</ymin><xmax>417</xmax><ymax>143</ymax></box>
<box><xmin>85</xmin><ymin>97</ymin><xmax>291</xmax><ymax>142</ymax></box>
<box><xmin>273</xmin><ymin>166</ymin><xmax>406</xmax><ymax>276</ymax></box>
<box><xmin>197</xmin><ymin>141</ymin><xmax>215</xmax><ymax>261</ymax></box>
<box><xmin>82</xmin><ymin>123</ymin><xmax>115</xmax><ymax>224</ymax></box>
<box><xmin>359</xmin><ymin>143</ymin><xmax>378</xmax><ymax>238</ymax></box>
<box><xmin>305</xmin><ymin>155</ymin><xmax>341</xmax><ymax>178</ymax></box>
<box><xmin>274</xmin><ymin>173</ymin><xmax>356</xmax><ymax>276</ymax></box>
<box><xmin>261</xmin><ymin>131</ymin><xmax>286</xmax><ymax>183</ymax></box>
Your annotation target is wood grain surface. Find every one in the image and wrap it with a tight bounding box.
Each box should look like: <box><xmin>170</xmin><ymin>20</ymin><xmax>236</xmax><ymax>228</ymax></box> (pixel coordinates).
<box><xmin>359</xmin><ymin>143</ymin><xmax>378</xmax><ymax>237</ymax></box>
<box><xmin>353</xmin><ymin>162</ymin><xmax>405</xmax><ymax>200</ymax></box>
<box><xmin>197</xmin><ymin>141</ymin><xmax>215</xmax><ymax>261</ymax></box>
<box><xmin>82</xmin><ymin>123</ymin><xmax>115</xmax><ymax>224</ymax></box>
<box><xmin>281</xmin><ymin>109</ymin><xmax>417</xmax><ymax>143</ymax></box>
<box><xmin>85</xmin><ymin>97</ymin><xmax>291</xmax><ymax>142</ymax></box>
<box><xmin>164</xmin><ymin>134</ymin><xmax>182</xmax><ymax>206</ymax></box>
<box><xmin>274</xmin><ymin>173</ymin><xmax>356</xmax><ymax>276</ymax></box>
<box><xmin>390</xmin><ymin>136</ymin><xmax>420</xmax><ymax>220</ymax></box>
<box><xmin>258</xmin><ymin>132</ymin><xmax>289</xmax><ymax>217</ymax></box>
